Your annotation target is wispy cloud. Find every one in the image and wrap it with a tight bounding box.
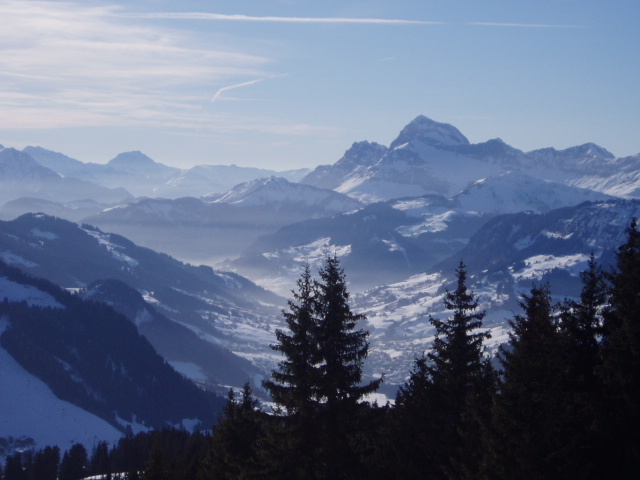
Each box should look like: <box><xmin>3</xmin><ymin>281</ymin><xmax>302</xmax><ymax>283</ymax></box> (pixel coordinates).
<box><xmin>127</xmin><ymin>12</ymin><xmax>582</xmax><ymax>29</ymax></box>
<box><xmin>468</xmin><ymin>22</ymin><xmax>584</xmax><ymax>28</ymax></box>
<box><xmin>0</xmin><ymin>1</ymin><xmax>269</xmax><ymax>127</ymax></box>
<box><xmin>125</xmin><ymin>12</ymin><xmax>443</xmax><ymax>25</ymax></box>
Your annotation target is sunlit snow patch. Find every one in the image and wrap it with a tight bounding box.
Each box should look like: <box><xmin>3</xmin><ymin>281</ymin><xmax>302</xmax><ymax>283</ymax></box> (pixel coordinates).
<box><xmin>169</xmin><ymin>361</ymin><xmax>208</xmax><ymax>383</ymax></box>
<box><xmin>83</xmin><ymin>229</ymin><xmax>139</xmax><ymax>268</ymax></box>
<box><xmin>512</xmin><ymin>254</ymin><xmax>589</xmax><ymax>282</ymax></box>
<box><xmin>397</xmin><ymin>211</ymin><xmax>459</xmax><ymax>236</ymax></box>
<box><xmin>0</xmin><ymin>277</ymin><xmax>64</xmax><ymax>308</ymax></box>
<box><xmin>0</xmin><ymin>251</ymin><xmax>38</xmax><ymax>268</ymax></box>
<box><xmin>30</xmin><ymin>228</ymin><xmax>59</xmax><ymax>240</ymax></box>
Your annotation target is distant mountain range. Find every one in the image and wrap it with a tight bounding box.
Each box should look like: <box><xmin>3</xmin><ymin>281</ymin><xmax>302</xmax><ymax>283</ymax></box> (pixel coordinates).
<box><xmin>301</xmin><ymin>115</ymin><xmax>639</xmax><ymax>203</ymax></box>
<box><xmin>22</xmin><ymin>146</ymin><xmax>309</xmax><ymax>198</ymax></box>
<box><xmin>79</xmin><ymin>177</ymin><xmax>362</xmax><ymax>264</ymax></box>
<box><xmin>0</xmin><ymin>148</ymin><xmax>131</xmax><ymax>206</ymax></box>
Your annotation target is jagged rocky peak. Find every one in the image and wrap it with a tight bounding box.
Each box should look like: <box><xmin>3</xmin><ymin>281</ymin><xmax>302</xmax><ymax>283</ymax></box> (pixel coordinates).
<box><xmin>337</xmin><ymin>141</ymin><xmax>388</xmax><ymax>168</ymax></box>
<box><xmin>390</xmin><ymin>115</ymin><xmax>470</xmax><ymax>149</ymax></box>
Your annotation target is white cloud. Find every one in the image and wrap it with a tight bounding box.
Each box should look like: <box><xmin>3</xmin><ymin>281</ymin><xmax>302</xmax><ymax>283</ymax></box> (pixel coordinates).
<box><xmin>0</xmin><ymin>1</ymin><xmax>271</xmax><ymax>130</ymax></box>
<box><xmin>125</xmin><ymin>12</ymin><xmax>443</xmax><ymax>25</ymax></box>
<box><xmin>468</xmin><ymin>22</ymin><xmax>584</xmax><ymax>28</ymax></box>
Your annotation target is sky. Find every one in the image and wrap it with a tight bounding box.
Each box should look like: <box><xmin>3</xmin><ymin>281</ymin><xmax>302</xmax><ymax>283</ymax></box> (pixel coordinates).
<box><xmin>0</xmin><ymin>0</ymin><xmax>639</xmax><ymax>170</ymax></box>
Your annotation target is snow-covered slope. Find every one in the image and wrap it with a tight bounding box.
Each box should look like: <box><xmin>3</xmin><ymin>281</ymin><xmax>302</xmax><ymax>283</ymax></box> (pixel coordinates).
<box><xmin>0</xmin><ymin>260</ymin><xmax>227</xmax><ymax>452</ymax></box>
<box><xmin>0</xmin><ymin>318</ymin><xmax>123</xmax><ymax>454</ymax></box>
<box><xmin>452</xmin><ymin>171</ymin><xmax>614</xmax><ymax>214</ymax></box>
<box><xmin>301</xmin><ymin>141</ymin><xmax>388</xmax><ymax>191</ymax></box>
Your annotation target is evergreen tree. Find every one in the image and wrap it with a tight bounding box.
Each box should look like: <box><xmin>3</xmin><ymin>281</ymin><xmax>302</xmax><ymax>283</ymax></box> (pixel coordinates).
<box><xmin>555</xmin><ymin>255</ymin><xmax>607</xmax><ymax>478</ymax></box>
<box><xmin>4</xmin><ymin>454</ymin><xmax>24</xmax><ymax>480</ymax></box>
<box><xmin>262</xmin><ymin>256</ymin><xmax>380</xmax><ymax>479</ymax></box>
<box><xmin>490</xmin><ymin>285</ymin><xmax>577</xmax><ymax>479</ymax></box>
<box><xmin>59</xmin><ymin>444</ymin><xmax>88</xmax><ymax>480</ymax></box>
<box><xmin>143</xmin><ymin>434</ymin><xmax>169</xmax><ymax>480</ymax></box>
<box><xmin>90</xmin><ymin>441</ymin><xmax>111</xmax><ymax>478</ymax></box>
<box><xmin>313</xmin><ymin>256</ymin><xmax>381</xmax><ymax>479</ymax></box>
<box><xmin>394</xmin><ymin>262</ymin><xmax>494</xmax><ymax>479</ymax></box>
<box><xmin>31</xmin><ymin>446</ymin><xmax>60</xmax><ymax>480</ymax></box>
<box><xmin>599</xmin><ymin>219</ymin><xmax>640</xmax><ymax>476</ymax></box>
<box><xmin>560</xmin><ymin>254</ymin><xmax>606</xmax><ymax>383</ymax></box>
<box><xmin>264</xmin><ymin>264</ymin><xmax>320</xmax><ymax>416</ymax></box>
<box><xmin>314</xmin><ymin>256</ymin><xmax>381</xmax><ymax>407</ymax></box>
<box><xmin>200</xmin><ymin>384</ymin><xmax>264</xmax><ymax>480</ymax></box>
<box><xmin>262</xmin><ymin>265</ymin><xmax>322</xmax><ymax>478</ymax></box>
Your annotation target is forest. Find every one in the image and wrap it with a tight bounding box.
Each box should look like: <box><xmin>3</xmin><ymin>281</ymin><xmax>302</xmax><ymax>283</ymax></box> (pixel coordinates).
<box><xmin>2</xmin><ymin>220</ymin><xmax>640</xmax><ymax>480</ymax></box>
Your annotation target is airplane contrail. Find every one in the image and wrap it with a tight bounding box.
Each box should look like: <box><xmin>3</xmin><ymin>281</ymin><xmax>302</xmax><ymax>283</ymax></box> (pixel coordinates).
<box><xmin>212</xmin><ymin>78</ymin><xmax>266</xmax><ymax>103</ymax></box>
<box><xmin>211</xmin><ymin>74</ymin><xmax>286</xmax><ymax>103</ymax></box>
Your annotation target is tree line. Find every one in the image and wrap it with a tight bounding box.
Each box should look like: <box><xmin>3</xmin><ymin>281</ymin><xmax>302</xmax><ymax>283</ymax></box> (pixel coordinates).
<box><xmin>3</xmin><ymin>221</ymin><xmax>640</xmax><ymax>479</ymax></box>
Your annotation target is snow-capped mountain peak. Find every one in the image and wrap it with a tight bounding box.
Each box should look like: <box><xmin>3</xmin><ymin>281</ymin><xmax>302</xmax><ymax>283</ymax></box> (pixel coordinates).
<box><xmin>389</xmin><ymin>115</ymin><xmax>470</xmax><ymax>149</ymax></box>
<box><xmin>213</xmin><ymin>176</ymin><xmax>363</xmax><ymax>212</ymax></box>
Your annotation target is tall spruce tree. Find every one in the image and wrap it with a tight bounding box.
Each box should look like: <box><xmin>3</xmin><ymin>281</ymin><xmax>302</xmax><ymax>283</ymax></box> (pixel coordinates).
<box><xmin>264</xmin><ymin>264</ymin><xmax>319</xmax><ymax>416</ymax></box>
<box><xmin>394</xmin><ymin>262</ymin><xmax>493</xmax><ymax>479</ymax></box>
<box><xmin>555</xmin><ymin>256</ymin><xmax>608</xmax><ymax>478</ymax></box>
<box><xmin>263</xmin><ymin>257</ymin><xmax>380</xmax><ymax>479</ymax></box>
<box><xmin>314</xmin><ymin>256</ymin><xmax>381</xmax><ymax>407</ymax></box>
<box><xmin>560</xmin><ymin>254</ymin><xmax>606</xmax><ymax>383</ymax></box>
<box><xmin>599</xmin><ymin>219</ymin><xmax>640</xmax><ymax>476</ymax></box>
<box><xmin>490</xmin><ymin>284</ymin><xmax>578</xmax><ymax>479</ymax></box>
<box><xmin>262</xmin><ymin>265</ymin><xmax>322</xmax><ymax>478</ymax></box>
<box><xmin>313</xmin><ymin>255</ymin><xmax>381</xmax><ymax>479</ymax></box>
<box><xmin>58</xmin><ymin>444</ymin><xmax>88</xmax><ymax>480</ymax></box>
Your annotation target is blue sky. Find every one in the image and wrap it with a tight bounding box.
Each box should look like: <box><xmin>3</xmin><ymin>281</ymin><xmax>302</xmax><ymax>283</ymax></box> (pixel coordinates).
<box><xmin>0</xmin><ymin>0</ymin><xmax>638</xmax><ymax>170</ymax></box>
